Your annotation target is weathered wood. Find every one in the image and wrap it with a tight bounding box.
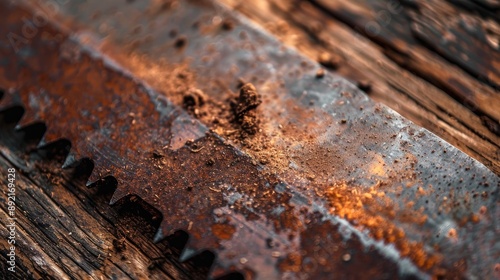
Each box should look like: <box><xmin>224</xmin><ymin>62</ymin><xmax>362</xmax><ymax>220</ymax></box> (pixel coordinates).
<box><xmin>0</xmin><ymin>117</ymin><xmax>211</xmax><ymax>279</ymax></box>
<box><xmin>312</xmin><ymin>0</ymin><xmax>500</xmax><ymax>123</ymax></box>
<box><xmin>448</xmin><ymin>0</ymin><xmax>500</xmax><ymax>20</ymax></box>
<box><xmin>220</xmin><ymin>0</ymin><xmax>500</xmax><ymax>175</ymax></box>
<box><xmin>409</xmin><ymin>0</ymin><xmax>500</xmax><ymax>88</ymax></box>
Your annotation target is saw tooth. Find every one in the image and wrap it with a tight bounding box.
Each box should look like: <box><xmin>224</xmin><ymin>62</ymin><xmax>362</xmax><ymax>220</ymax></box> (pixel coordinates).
<box><xmin>179</xmin><ymin>246</ymin><xmax>201</xmax><ymax>262</ymax></box>
<box><xmin>37</xmin><ymin>129</ymin><xmax>64</xmax><ymax>148</ymax></box>
<box><xmin>85</xmin><ymin>165</ymin><xmax>111</xmax><ymax>187</ymax></box>
<box><xmin>15</xmin><ymin>114</ymin><xmax>41</xmax><ymax>130</ymax></box>
<box><xmin>154</xmin><ymin>221</ymin><xmax>210</xmax><ymax>261</ymax></box>
<box><xmin>36</xmin><ymin>139</ymin><xmax>47</xmax><ymax>149</ymax></box>
<box><xmin>85</xmin><ymin>180</ymin><xmax>98</xmax><ymax>188</ymax></box>
<box><xmin>178</xmin><ymin>233</ymin><xmax>217</xmax><ymax>263</ymax></box>
<box><xmin>61</xmin><ymin>153</ymin><xmax>81</xmax><ymax>169</ymax></box>
<box><xmin>154</xmin><ymin>217</ymin><xmax>185</xmax><ymax>242</ymax></box>
<box><xmin>153</xmin><ymin>227</ymin><xmax>165</xmax><ymax>244</ymax></box>
<box><xmin>153</xmin><ymin>219</ymin><xmax>183</xmax><ymax>243</ymax></box>
<box><xmin>179</xmin><ymin>239</ymin><xmax>206</xmax><ymax>262</ymax></box>
<box><xmin>108</xmin><ymin>186</ymin><xmax>131</xmax><ymax>205</ymax></box>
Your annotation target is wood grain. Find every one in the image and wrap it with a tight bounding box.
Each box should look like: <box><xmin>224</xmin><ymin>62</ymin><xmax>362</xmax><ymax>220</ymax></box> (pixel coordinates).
<box><xmin>312</xmin><ymin>0</ymin><xmax>500</xmax><ymax>121</ymax></box>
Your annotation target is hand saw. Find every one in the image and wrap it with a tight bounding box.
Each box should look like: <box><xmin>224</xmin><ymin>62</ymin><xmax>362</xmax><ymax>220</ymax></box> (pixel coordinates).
<box><xmin>0</xmin><ymin>0</ymin><xmax>498</xmax><ymax>279</ymax></box>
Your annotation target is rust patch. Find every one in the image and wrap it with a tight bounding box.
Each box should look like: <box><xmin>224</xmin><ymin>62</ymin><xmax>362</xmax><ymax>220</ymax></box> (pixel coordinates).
<box><xmin>211</xmin><ymin>223</ymin><xmax>236</xmax><ymax>240</ymax></box>
<box><xmin>278</xmin><ymin>252</ymin><xmax>302</xmax><ymax>273</ymax></box>
<box><xmin>324</xmin><ymin>182</ymin><xmax>441</xmax><ymax>272</ymax></box>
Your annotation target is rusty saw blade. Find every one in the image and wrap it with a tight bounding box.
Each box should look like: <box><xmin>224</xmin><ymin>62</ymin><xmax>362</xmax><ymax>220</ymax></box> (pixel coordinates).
<box><xmin>0</xmin><ymin>0</ymin><xmax>498</xmax><ymax>279</ymax></box>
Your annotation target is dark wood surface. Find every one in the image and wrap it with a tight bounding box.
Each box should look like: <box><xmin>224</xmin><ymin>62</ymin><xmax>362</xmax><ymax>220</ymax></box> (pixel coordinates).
<box><xmin>1</xmin><ymin>0</ymin><xmax>499</xmax><ymax>279</ymax></box>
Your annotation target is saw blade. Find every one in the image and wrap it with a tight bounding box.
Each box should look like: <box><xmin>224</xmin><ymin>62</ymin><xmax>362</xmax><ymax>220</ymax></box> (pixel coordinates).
<box><xmin>0</xmin><ymin>0</ymin><xmax>498</xmax><ymax>279</ymax></box>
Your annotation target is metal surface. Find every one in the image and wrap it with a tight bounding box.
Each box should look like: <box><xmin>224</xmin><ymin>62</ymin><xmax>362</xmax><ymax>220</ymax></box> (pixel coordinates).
<box><xmin>0</xmin><ymin>0</ymin><xmax>498</xmax><ymax>279</ymax></box>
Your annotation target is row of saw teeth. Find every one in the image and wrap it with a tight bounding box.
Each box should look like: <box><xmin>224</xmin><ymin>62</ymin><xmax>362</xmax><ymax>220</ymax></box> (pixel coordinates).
<box><xmin>0</xmin><ymin>91</ymin><xmax>245</xmax><ymax>280</ymax></box>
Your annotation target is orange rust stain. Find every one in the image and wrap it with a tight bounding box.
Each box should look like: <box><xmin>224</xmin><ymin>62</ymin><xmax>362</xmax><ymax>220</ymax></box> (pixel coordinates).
<box><xmin>276</xmin><ymin>207</ymin><xmax>303</xmax><ymax>232</ymax></box>
<box><xmin>368</xmin><ymin>154</ymin><xmax>387</xmax><ymax>177</ymax></box>
<box><xmin>278</xmin><ymin>252</ymin><xmax>302</xmax><ymax>273</ymax></box>
<box><xmin>447</xmin><ymin>228</ymin><xmax>458</xmax><ymax>240</ymax></box>
<box><xmin>479</xmin><ymin>205</ymin><xmax>487</xmax><ymax>215</ymax></box>
<box><xmin>324</xmin><ymin>181</ymin><xmax>442</xmax><ymax>272</ymax></box>
<box><xmin>211</xmin><ymin>223</ymin><xmax>236</xmax><ymax>240</ymax></box>
<box><xmin>470</xmin><ymin>214</ymin><xmax>480</xmax><ymax>223</ymax></box>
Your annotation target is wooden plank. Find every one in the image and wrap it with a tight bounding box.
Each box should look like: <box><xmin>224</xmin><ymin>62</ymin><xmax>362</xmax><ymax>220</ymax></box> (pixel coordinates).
<box><xmin>311</xmin><ymin>0</ymin><xmax>500</xmax><ymax>123</ymax></box>
<box><xmin>409</xmin><ymin>0</ymin><xmax>500</xmax><ymax>88</ymax></box>
<box><xmin>449</xmin><ymin>0</ymin><xmax>500</xmax><ymax>19</ymax></box>
<box><xmin>0</xmin><ymin>118</ymin><xmax>209</xmax><ymax>279</ymax></box>
<box><xmin>219</xmin><ymin>0</ymin><xmax>500</xmax><ymax>175</ymax></box>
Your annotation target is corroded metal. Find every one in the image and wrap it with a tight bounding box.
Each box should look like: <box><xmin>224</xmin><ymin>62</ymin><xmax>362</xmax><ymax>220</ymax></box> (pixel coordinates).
<box><xmin>0</xmin><ymin>0</ymin><xmax>498</xmax><ymax>279</ymax></box>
